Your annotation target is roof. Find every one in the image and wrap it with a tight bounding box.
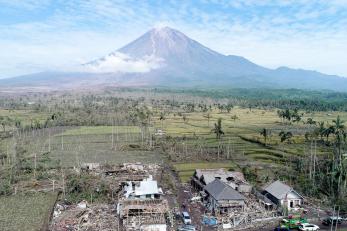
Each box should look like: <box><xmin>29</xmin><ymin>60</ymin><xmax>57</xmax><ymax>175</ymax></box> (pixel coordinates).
<box><xmin>135</xmin><ymin>179</ymin><xmax>160</xmax><ymax>196</ymax></box>
<box><xmin>182</xmin><ymin>211</ymin><xmax>190</xmax><ymax>216</ymax></box>
<box><xmin>204</xmin><ymin>179</ymin><xmax>245</xmax><ymax>201</ymax></box>
<box><xmin>124</xmin><ymin>175</ymin><xmax>162</xmax><ymax>198</ymax></box>
<box><xmin>264</xmin><ymin>180</ymin><xmax>303</xmax><ymax>200</ymax></box>
<box><xmin>194</xmin><ymin>169</ymin><xmax>247</xmax><ymax>185</ymax></box>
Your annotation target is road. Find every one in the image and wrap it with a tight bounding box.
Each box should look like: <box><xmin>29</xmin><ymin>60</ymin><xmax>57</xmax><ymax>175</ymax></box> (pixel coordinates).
<box><xmin>261</xmin><ymin>222</ymin><xmax>347</xmax><ymax>231</ymax></box>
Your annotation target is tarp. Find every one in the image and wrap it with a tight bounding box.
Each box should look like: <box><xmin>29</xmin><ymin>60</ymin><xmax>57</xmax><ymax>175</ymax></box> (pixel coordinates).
<box><xmin>202</xmin><ymin>216</ymin><xmax>217</xmax><ymax>226</ymax></box>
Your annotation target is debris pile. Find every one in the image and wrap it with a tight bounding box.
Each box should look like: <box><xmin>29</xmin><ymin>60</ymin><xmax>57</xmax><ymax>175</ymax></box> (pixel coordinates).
<box><xmin>51</xmin><ymin>201</ymin><xmax>118</xmax><ymax>231</ymax></box>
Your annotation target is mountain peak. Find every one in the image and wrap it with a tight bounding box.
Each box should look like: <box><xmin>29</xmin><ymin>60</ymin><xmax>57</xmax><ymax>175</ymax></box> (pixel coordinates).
<box><xmin>2</xmin><ymin>26</ymin><xmax>347</xmax><ymax>92</ymax></box>
<box><xmin>152</xmin><ymin>25</ymin><xmax>175</xmax><ymax>32</ymax></box>
<box><xmin>148</xmin><ymin>26</ymin><xmax>187</xmax><ymax>48</ymax></box>
<box><xmin>117</xmin><ymin>26</ymin><xmax>220</xmax><ymax>61</ymax></box>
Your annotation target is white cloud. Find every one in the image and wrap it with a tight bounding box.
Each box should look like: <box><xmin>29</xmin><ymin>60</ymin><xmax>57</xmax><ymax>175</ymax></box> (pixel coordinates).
<box><xmin>82</xmin><ymin>52</ymin><xmax>164</xmax><ymax>73</ymax></box>
<box><xmin>0</xmin><ymin>0</ymin><xmax>347</xmax><ymax>78</ymax></box>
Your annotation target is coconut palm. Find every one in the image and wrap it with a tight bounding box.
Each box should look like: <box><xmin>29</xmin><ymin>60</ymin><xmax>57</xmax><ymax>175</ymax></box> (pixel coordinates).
<box><xmin>316</xmin><ymin>121</ymin><xmax>325</xmax><ymax>141</ymax></box>
<box><xmin>279</xmin><ymin>131</ymin><xmax>293</xmax><ymax>144</ymax></box>
<box><xmin>212</xmin><ymin>118</ymin><xmax>224</xmax><ymax>140</ymax></box>
<box><xmin>260</xmin><ymin>128</ymin><xmax>271</xmax><ymax>146</ymax></box>
<box><xmin>159</xmin><ymin>112</ymin><xmax>166</xmax><ymax>129</ymax></box>
<box><xmin>0</xmin><ymin>116</ymin><xmax>12</xmax><ymax>132</ymax></box>
<box><xmin>203</xmin><ymin>113</ymin><xmax>212</xmax><ymax>127</ymax></box>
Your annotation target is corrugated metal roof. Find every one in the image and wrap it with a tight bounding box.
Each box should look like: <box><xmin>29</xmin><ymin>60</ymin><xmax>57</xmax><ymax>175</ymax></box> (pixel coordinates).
<box><xmin>205</xmin><ymin>179</ymin><xmax>245</xmax><ymax>201</ymax></box>
<box><xmin>264</xmin><ymin>180</ymin><xmax>302</xmax><ymax>200</ymax></box>
<box><xmin>194</xmin><ymin>169</ymin><xmax>247</xmax><ymax>185</ymax></box>
<box><xmin>135</xmin><ymin>179</ymin><xmax>160</xmax><ymax>196</ymax></box>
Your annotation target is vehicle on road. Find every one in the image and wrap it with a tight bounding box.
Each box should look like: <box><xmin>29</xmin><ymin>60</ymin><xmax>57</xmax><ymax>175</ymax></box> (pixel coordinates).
<box><xmin>182</xmin><ymin>211</ymin><xmax>192</xmax><ymax>225</ymax></box>
<box><xmin>279</xmin><ymin>216</ymin><xmax>308</xmax><ymax>230</ymax></box>
<box><xmin>298</xmin><ymin>223</ymin><xmax>320</xmax><ymax>231</ymax></box>
<box><xmin>322</xmin><ymin>216</ymin><xmax>343</xmax><ymax>225</ymax></box>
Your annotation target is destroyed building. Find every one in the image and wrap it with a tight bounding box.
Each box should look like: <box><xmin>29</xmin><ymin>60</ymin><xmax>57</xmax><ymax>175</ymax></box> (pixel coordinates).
<box><xmin>191</xmin><ymin>168</ymin><xmax>252</xmax><ymax>194</ymax></box>
<box><xmin>118</xmin><ymin>175</ymin><xmax>169</xmax><ymax>231</ymax></box>
<box><xmin>123</xmin><ymin>176</ymin><xmax>163</xmax><ymax>199</ymax></box>
<box><xmin>263</xmin><ymin>180</ymin><xmax>303</xmax><ymax>211</ymax></box>
<box><xmin>204</xmin><ymin>179</ymin><xmax>245</xmax><ymax>214</ymax></box>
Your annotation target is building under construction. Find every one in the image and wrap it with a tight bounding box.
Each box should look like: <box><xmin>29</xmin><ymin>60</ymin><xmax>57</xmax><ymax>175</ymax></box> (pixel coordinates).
<box><xmin>117</xmin><ymin>175</ymin><xmax>169</xmax><ymax>231</ymax></box>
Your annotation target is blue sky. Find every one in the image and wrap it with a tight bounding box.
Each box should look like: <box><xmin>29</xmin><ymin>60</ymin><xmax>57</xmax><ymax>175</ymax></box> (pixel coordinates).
<box><xmin>1</xmin><ymin>0</ymin><xmax>347</xmax><ymax>78</ymax></box>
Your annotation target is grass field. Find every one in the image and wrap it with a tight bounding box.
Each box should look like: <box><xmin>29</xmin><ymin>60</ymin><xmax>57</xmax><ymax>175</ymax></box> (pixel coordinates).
<box><xmin>1</xmin><ymin>107</ymin><xmax>345</xmax><ymax>170</ymax></box>
<box><xmin>0</xmin><ymin>193</ymin><xmax>57</xmax><ymax>231</ymax></box>
<box><xmin>60</xmin><ymin>125</ymin><xmax>146</xmax><ymax>136</ymax></box>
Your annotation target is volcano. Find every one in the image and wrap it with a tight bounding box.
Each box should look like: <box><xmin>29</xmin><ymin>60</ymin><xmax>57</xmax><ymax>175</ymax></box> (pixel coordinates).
<box><xmin>1</xmin><ymin>26</ymin><xmax>347</xmax><ymax>91</ymax></box>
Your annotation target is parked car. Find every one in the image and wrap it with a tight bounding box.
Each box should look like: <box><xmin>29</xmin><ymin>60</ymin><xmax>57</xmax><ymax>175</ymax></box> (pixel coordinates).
<box><xmin>182</xmin><ymin>211</ymin><xmax>192</xmax><ymax>225</ymax></box>
<box><xmin>322</xmin><ymin>216</ymin><xmax>342</xmax><ymax>225</ymax></box>
<box><xmin>298</xmin><ymin>223</ymin><xmax>320</xmax><ymax>231</ymax></box>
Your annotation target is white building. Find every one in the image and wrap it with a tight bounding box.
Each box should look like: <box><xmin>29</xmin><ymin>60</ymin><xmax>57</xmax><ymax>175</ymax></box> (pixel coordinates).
<box><xmin>263</xmin><ymin>180</ymin><xmax>303</xmax><ymax>211</ymax></box>
<box><xmin>123</xmin><ymin>175</ymin><xmax>163</xmax><ymax>199</ymax></box>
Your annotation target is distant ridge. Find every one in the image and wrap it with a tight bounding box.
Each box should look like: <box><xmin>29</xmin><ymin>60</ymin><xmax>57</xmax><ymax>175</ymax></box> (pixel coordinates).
<box><xmin>1</xmin><ymin>26</ymin><xmax>347</xmax><ymax>92</ymax></box>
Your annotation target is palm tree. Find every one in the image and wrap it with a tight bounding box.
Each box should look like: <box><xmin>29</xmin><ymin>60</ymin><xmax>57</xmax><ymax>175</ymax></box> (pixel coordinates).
<box><xmin>306</xmin><ymin>118</ymin><xmax>316</xmax><ymax>125</ymax></box>
<box><xmin>159</xmin><ymin>112</ymin><xmax>166</xmax><ymax>129</ymax></box>
<box><xmin>182</xmin><ymin>114</ymin><xmax>188</xmax><ymax>124</ymax></box>
<box><xmin>323</xmin><ymin>125</ymin><xmax>334</xmax><ymax>142</ymax></box>
<box><xmin>0</xmin><ymin>116</ymin><xmax>12</xmax><ymax>132</ymax></box>
<box><xmin>279</xmin><ymin>131</ymin><xmax>293</xmax><ymax>144</ymax></box>
<box><xmin>317</xmin><ymin>121</ymin><xmax>325</xmax><ymax>141</ymax></box>
<box><xmin>331</xmin><ymin>116</ymin><xmax>347</xmax><ymax>200</ymax></box>
<box><xmin>212</xmin><ymin>118</ymin><xmax>224</xmax><ymax>160</ymax></box>
<box><xmin>203</xmin><ymin>113</ymin><xmax>212</xmax><ymax>127</ymax></box>
<box><xmin>231</xmin><ymin>115</ymin><xmax>239</xmax><ymax>122</ymax></box>
<box><xmin>230</xmin><ymin>115</ymin><xmax>239</xmax><ymax>128</ymax></box>
<box><xmin>260</xmin><ymin>128</ymin><xmax>271</xmax><ymax>146</ymax></box>
<box><xmin>212</xmin><ymin>118</ymin><xmax>224</xmax><ymax>140</ymax></box>
<box><xmin>14</xmin><ymin>118</ymin><xmax>21</xmax><ymax>129</ymax></box>
<box><xmin>332</xmin><ymin>116</ymin><xmax>345</xmax><ymax>143</ymax></box>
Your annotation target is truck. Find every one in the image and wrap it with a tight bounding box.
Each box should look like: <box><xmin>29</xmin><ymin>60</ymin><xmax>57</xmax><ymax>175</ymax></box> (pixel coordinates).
<box><xmin>277</xmin><ymin>215</ymin><xmax>308</xmax><ymax>230</ymax></box>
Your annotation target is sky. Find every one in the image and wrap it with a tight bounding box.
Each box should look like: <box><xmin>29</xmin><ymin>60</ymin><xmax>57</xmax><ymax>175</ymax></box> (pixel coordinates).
<box><xmin>0</xmin><ymin>0</ymin><xmax>347</xmax><ymax>78</ymax></box>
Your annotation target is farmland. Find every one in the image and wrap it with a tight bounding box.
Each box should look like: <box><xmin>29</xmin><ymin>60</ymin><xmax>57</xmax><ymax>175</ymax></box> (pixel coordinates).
<box><xmin>0</xmin><ymin>88</ymin><xmax>347</xmax><ymax>230</ymax></box>
<box><xmin>0</xmin><ymin>193</ymin><xmax>57</xmax><ymax>231</ymax></box>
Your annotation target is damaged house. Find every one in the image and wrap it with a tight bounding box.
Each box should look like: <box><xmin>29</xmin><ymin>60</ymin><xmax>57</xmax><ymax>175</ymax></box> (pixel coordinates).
<box><xmin>263</xmin><ymin>180</ymin><xmax>303</xmax><ymax>211</ymax></box>
<box><xmin>123</xmin><ymin>176</ymin><xmax>163</xmax><ymax>199</ymax></box>
<box><xmin>118</xmin><ymin>175</ymin><xmax>168</xmax><ymax>231</ymax></box>
<box><xmin>191</xmin><ymin>168</ymin><xmax>252</xmax><ymax>194</ymax></box>
<box><xmin>204</xmin><ymin>179</ymin><xmax>245</xmax><ymax>214</ymax></box>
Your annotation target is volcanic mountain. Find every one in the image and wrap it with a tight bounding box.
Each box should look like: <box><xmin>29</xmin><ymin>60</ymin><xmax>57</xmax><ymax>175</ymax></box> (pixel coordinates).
<box><xmin>1</xmin><ymin>26</ymin><xmax>347</xmax><ymax>91</ymax></box>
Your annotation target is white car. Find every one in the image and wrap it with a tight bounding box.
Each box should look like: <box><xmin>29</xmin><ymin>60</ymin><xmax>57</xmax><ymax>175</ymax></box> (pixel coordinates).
<box><xmin>298</xmin><ymin>223</ymin><xmax>320</xmax><ymax>231</ymax></box>
<box><xmin>182</xmin><ymin>211</ymin><xmax>192</xmax><ymax>225</ymax></box>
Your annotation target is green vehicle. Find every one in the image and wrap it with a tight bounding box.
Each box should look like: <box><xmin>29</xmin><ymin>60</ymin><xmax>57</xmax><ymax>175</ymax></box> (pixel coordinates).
<box><xmin>279</xmin><ymin>216</ymin><xmax>308</xmax><ymax>230</ymax></box>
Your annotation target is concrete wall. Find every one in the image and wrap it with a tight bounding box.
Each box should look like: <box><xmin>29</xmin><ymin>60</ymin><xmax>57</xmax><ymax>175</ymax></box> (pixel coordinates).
<box><xmin>140</xmin><ymin>224</ymin><xmax>167</xmax><ymax>231</ymax></box>
<box><xmin>280</xmin><ymin>191</ymin><xmax>303</xmax><ymax>210</ymax></box>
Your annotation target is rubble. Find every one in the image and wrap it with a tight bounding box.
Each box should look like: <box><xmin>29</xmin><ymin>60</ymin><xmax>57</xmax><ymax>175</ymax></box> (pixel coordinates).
<box><xmin>50</xmin><ymin>163</ymin><xmax>172</xmax><ymax>231</ymax></box>
<box><xmin>51</xmin><ymin>202</ymin><xmax>118</xmax><ymax>231</ymax></box>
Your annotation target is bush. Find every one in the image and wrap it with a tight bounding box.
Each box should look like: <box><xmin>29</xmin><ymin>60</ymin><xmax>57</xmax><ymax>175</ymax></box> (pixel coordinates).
<box><xmin>0</xmin><ymin>180</ymin><xmax>12</xmax><ymax>196</ymax></box>
<box><xmin>65</xmin><ymin>174</ymin><xmax>109</xmax><ymax>203</ymax></box>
